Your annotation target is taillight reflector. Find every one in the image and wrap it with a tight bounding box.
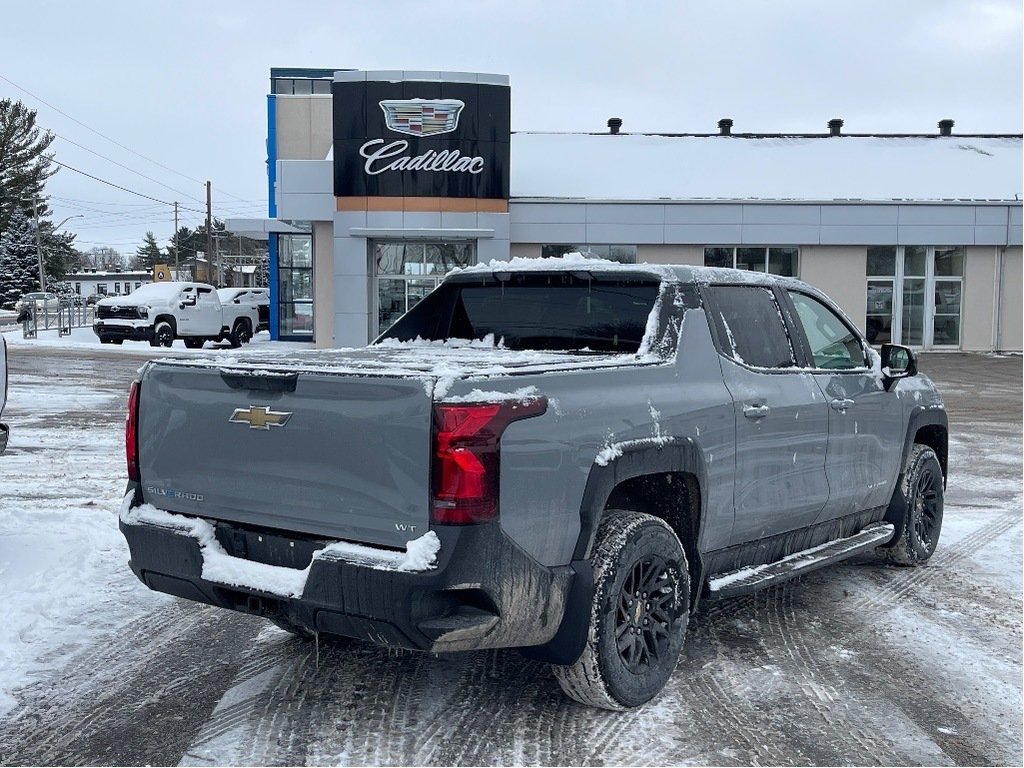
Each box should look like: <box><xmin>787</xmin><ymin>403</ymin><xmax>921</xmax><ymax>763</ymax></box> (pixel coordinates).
<box><xmin>126</xmin><ymin>380</ymin><xmax>140</xmax><ymax>481</ymax></box>
<box><xmin>431</xmin><ymin>398</ymin><xmax>547</xmax><ymax>524</ymax></box>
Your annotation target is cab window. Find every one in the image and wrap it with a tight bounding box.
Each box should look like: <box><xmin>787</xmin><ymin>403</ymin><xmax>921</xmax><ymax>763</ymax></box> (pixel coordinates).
<box><xmin>703</xmin><ymin>285</ymin><xmax>796</xmax><ymax>369</ymax></box>
<box><xmin>787</xmin><ymin>291</ymin><xmax>866</xmax><ymax>369</ymax></box>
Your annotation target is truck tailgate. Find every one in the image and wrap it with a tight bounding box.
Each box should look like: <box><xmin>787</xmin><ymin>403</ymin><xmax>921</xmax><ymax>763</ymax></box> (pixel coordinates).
<box><xmin>138</xmin><ymin>363</ymin><xmax>432</xmax><ymax>549</ymax></box>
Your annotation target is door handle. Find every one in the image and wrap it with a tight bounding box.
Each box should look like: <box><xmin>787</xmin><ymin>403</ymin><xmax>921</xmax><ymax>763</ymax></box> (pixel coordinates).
<box><xmin>830</xmin><ymin>398</ymin><xmax>855</xmax><ymax>412</ymax></box>
<box><xmin>743</xmin><ymin>404</ymin><xmax>771</xmax><ymax>419</ymax></box>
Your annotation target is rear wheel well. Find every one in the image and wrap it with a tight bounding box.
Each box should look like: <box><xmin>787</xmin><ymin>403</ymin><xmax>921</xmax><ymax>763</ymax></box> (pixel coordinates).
<box><xmin>913</xmin><ymin>424</ymin><xmax>947</xmax><ymax>482</ymax></box>
<box><xmin>604</xmin><ymin>472</ymin><xmax>701</xmax><ymax>604</ymax></box>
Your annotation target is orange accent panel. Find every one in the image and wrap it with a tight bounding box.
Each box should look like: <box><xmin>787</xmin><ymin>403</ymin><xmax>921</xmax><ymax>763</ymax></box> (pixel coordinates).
<box><xmin>335</xmin><ymin>197</ymin><xmax>509</xmax><ymax>214</ymax></box>
<box><xmin>336</xmin><ymin>197</ymin><xmax>368</xmax><ymax>211</ymax></box>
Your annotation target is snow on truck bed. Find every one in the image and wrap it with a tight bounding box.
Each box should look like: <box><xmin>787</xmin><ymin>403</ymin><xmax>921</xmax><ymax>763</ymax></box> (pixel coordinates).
<box><xmin>150</xmin><ymin>337</ymin><xmax>665</xmax><ymax>399</ymax></box>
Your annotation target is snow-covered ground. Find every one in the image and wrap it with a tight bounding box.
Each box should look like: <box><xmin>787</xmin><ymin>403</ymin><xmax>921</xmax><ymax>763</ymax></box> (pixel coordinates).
<box><xmin>0</xmin><ymin>332</ymin><xmax>1020</xmax><ymax>766</ymax></box>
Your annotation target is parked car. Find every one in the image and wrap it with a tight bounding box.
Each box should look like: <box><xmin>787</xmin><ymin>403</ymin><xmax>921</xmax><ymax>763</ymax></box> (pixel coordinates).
<box><xmin>93</xmin><ymin>281</ymin><xmax>260</xmax><ymax>348</ymax></box>
<box><xmin>14</xmin><ymin>292</ymin><xmax>59</xmax><ymax>314</ymax></box>
<box><xmin>0</xmin><ymin>336</ymin><xmax>8</xmax><ymax>454</ymax></box>
<box><xmin>86</xmin><ymin>294</ymin><xmax>103</xmax><ymax>306</ymax></box>
<box><xmin>217</xmin><ymin>287</ymin><xmax>270</xmax><ymax>332</ymax></box>
<box><xmin>118</xmin><ymin>258</ymin><xmax>946</xmax><ymax>710</ymax></box>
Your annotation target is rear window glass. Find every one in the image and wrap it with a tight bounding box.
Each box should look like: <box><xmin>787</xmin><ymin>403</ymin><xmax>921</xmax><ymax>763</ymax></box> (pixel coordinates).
<box><xmin>379</xmin><ymin>274</ymin><xmax>661</xmax><ymax>352</ymax></box>
<box><xmin>703</xmin><ymin>284</ymin><xmax>796</xmax><ymax>368</ymax></box>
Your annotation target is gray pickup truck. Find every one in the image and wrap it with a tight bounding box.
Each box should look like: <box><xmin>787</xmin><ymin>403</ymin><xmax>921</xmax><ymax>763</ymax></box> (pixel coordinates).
<box><xmin>119</xmin><ymin>258</ymin><xmax>947</xmax><ymax>710</ymax></box>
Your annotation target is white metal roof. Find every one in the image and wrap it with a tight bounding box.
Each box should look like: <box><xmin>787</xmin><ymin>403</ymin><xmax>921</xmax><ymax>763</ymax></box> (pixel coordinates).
<box><xmin>510</xmin><ymin>134</ymin><xmax>1022</xmax><ymax>203</ymax></box>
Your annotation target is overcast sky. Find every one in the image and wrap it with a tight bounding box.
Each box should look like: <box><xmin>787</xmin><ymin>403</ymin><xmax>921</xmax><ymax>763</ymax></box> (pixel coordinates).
<box><xmin>2</xmin><ymin>0</ymin><xmax>1021</xmax><ymax>256</ymax></box>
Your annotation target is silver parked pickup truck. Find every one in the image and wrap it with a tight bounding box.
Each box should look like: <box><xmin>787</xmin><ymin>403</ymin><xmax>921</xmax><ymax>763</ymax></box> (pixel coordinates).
<box><xmin>118</xmin><ymin>258</ymin><xmax>947</xmax><ymax>709</ymax></box>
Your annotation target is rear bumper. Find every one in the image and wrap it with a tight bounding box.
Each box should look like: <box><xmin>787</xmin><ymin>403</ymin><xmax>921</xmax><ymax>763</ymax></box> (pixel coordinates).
<box><xmin>119</xmin><ymin>487</ymin><xmax>588</xmax><ymax>656</ymax></box>
<box><xmin>93</xmin><ymin>320</ymin><xmax>153</xmax><ymax>341</ymax></box>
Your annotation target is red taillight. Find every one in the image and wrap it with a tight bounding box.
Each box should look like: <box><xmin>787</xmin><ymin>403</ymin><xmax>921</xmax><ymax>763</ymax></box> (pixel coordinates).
<box><xmin>431</xmin><ymin>398</ymin><xmax>547</xmax><ymax>524</ymax></box>
<box><xmin>126</xmin><ymin>380</ymin><xmax>140</xmax><ymax>481</ymax></box>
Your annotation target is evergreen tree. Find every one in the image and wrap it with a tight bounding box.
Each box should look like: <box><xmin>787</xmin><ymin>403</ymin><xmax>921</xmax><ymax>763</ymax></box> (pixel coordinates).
<box><xmin>0</xmin><ymin>209</ymin><xmax>41</xmax><ymax>308</ymax></box>
<box><xmin>41</xmin><ymin>226</ymin><xmax>80</xmax><ymax>281</ymax></box>
<box><xmin>134</xmin><ymin>231</ymin><xmax>163</xmax><ymax>271</ymax></box>
<box><xmin>0</xmin><ymin>99</ymin><xmax>57</xmax><ymax>237</ymax></box>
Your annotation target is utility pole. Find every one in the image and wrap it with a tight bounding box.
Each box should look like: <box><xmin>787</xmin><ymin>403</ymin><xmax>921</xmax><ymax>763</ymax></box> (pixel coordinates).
<box><xmin>205</xmin><ymin>180</ymin><xmax>214</xmax><ymax>285</ymax></box>
<box><xmin>173</xmin><ymin>201</ymin><xmax>179</xmax><ymax>279</ymax></box>
<box><xmin>31</xmin><ymin>197</ymin><xmax>46</xmax><ymax>291</ymax></box>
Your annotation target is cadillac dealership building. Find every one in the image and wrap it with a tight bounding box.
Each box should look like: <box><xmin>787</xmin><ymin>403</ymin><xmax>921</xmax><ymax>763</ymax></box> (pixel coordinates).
<box><xmin>228</xmin><ymin>68</ymin><xmax>1022</xmax><ymax>352</ymax></box>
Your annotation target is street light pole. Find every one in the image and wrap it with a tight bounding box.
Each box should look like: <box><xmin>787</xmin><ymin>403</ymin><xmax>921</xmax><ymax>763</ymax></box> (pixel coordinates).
<box><xmin>31</xmin><ymin>198</ymin><xmax>45</xmax><ymax>291</ymax></box>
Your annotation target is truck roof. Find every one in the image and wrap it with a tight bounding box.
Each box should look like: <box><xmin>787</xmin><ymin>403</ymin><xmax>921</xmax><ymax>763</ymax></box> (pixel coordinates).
<box><xmin>447</xmin><ymin>253</ymin><xmax>809</xmax><ymax>290</ymax></box>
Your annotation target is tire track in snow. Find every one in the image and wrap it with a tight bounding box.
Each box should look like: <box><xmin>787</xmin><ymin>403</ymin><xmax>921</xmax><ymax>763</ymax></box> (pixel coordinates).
<box><xmin>670</xmin><ymin>602</ymin><xmax>793</xmax><ymax>766</ymax></box>
<box><xmin>0</xmin><ymin>604</ymin><xmax>264</xmax><ymax>767</ymax></box>
<box><xmin>848</xmin><ymin>513</ymin><xmax>1021</xmax><ymax>613</ymax></box>
<box><xmin>760</xmin><ymin>581</ymin><xmax>903</xmax><ymax>765</ymax></box>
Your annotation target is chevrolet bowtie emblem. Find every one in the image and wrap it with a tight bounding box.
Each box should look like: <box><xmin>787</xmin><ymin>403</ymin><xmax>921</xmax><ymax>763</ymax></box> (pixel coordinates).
<box><xmin>229</xmin><ymin>406</ymin><xmax>293</xmax><ymax>430</ymax></box>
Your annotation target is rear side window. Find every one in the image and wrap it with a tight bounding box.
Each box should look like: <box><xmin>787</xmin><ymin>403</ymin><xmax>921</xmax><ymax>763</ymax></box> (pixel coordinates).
<box><xmin>703</xmin><ymin>285</ymin><xmax>796</xmax><ymax>368</ymax></box>
<box><xmin>787</xmin><ymin>291</ymin><xmax>866</xmax><ymax>369</ymax></box>
<box><xmin>379</xmin><ymin>274</ymin><xmax>661</xmax><ymax>353</ymax></box>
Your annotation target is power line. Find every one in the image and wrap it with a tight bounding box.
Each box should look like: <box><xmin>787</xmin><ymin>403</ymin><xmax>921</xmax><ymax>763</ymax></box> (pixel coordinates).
<box><xmin>49</xmin><ymin>158</ymin><xmax>205</xmax><ymax>213</ymax></box>
<box><xmin>55</xmin><ymin>133</ymin><xmax>206</xmax><ymax>205</ymax></box>
<box><xmin>0</xmin><ymin>71</ymin><xmax>251</xmax><ymax>202</ymax></box>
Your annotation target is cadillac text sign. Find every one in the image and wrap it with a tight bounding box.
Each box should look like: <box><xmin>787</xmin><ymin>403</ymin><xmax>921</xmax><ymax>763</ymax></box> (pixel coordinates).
<box><xmin>333</xmin><ymin>75</ymin><xmax>510</xmax><ymax>199</ymax></box>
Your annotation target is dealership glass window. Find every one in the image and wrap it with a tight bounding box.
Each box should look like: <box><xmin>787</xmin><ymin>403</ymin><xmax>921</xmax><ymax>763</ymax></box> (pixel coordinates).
<box><xmin>864</xmin><ymin>246</ymin><xmax>963</xmax><ymax>348</ymax></box>
<box><xmin>278</xmin><ymin>233</ymin><xmax>314</xmax><ymax>338</ymax></box>
<box><xmin>373</xmin><ymin>241</ymin><xmax>475</xmax><ymax>335</ymax></box>
<box><xmin>540</xmin><ymin>244</ymin><xmax>638</xmax><ymax>263</ymax></box>
<box><xmin>865</xmin><ymin>247</ymin><xmax>896</xmax><ymax>343</ymax></box>
<box><xmin>272</xmin><ymin>77</ymin><xmax>330</xmax><ymax>95</ymax></box>
<box><xmin>702</xmin><ymin>247</ymin><xmax>799</xmax><ymax>276</ymax></box>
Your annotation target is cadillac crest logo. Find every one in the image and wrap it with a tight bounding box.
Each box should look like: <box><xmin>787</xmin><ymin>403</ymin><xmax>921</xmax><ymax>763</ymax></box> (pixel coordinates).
<box><xmin>379</xmin><ymin>99</ymin><xmax>464</xmax><ymax>137</ymax></box>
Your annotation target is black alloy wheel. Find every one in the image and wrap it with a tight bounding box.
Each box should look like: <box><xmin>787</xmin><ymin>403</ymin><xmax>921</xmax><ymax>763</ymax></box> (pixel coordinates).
<box><xmin>883</xmin><ymin>444</ymin><xmax>944</xmax><ymax>566</ymax></box>
<box><xmin>911</xmin><ymin>459</ymin><xmax>942</xmax><ymax>551</ymax></box>
<box><xmin>615</xmin><ymin>556</ymin><xmax>678</xmax><ymax>673</ymax></box>
<box><xmin>155</xmin><ymin>322</ymin><xmax>174</xmax><ymax>347</ymax></box>
<box><xmin>553</xmin><ymin>510</ymin><xmax>689</xmax><ymax>709</ymax></box>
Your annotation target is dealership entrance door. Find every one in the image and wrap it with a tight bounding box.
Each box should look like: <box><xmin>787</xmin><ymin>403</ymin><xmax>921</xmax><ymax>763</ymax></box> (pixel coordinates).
<box><xmin>372</xmin><ymin>241</ymin><xmax>475</xmax><ymax>336</ymax></box>
<box><xmin>865</xmin><ymin>246</ymin><xmax>963</xmax><ymax>349</ymax></box>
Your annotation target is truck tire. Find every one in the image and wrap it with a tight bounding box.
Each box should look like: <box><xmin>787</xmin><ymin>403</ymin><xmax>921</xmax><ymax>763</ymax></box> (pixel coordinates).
<box><xmin>229</xmin><ymin>319</ymin><xmax>252</xmax><ymax>348</ymax></box>
<box><xmin>552</xmin><ymin>510</ymin><xmax>689</xmax><ymax>710</ymax></box>
<box><xmin>184</xmin><ymin>337</ymin><xmax>204</xmax><ymax>349</ymax></box>
<box><xmin>153</xmin><ymin>321</ymin><xmax>174</xmax><ymax>348</ymax></box>
<box><xmin>882</xmin><ymin>444</ymin><xmax>944</xmax><ymax>566</ymax></box>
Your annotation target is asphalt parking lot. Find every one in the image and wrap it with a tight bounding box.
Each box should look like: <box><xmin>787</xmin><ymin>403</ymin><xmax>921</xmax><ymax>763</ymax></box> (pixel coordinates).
<box><xmin>0</xmin><ymin>341</ymin><xmax>1020</xmax><ymax>766</ymax></box>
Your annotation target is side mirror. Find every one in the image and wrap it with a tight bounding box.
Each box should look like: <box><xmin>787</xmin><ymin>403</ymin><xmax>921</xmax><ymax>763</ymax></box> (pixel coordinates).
<box><xmin>880</xmin><ymin>343</ymin><xmax>917</xmax><ymax>390</ymax></box>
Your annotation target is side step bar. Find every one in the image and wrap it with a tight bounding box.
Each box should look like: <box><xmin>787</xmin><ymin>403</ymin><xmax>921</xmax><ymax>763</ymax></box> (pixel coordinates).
<box><xmin>706</xmin><ymin>522</ymin><xmax>895</xmax><ymax>601</ymax></box>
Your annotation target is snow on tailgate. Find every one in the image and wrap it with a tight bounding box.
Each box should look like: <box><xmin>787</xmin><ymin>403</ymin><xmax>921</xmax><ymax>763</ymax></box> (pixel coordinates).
<box><xmin>120</xmin><ymin>494</ymin><xmax>442</xmax><ymax>598</ymax></box>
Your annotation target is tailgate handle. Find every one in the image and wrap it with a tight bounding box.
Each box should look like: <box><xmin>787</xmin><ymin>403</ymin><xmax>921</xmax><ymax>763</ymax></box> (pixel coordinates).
<box><xmin>220</xmin><ymin>370</ymin><xmax>299</xmax><ymax>393</ymax></box>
